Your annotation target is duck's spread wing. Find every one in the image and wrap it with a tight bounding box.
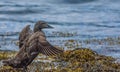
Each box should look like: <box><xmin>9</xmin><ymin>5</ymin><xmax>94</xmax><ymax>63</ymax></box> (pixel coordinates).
<box><xmin>19</xmin><ymin>25</ymin><xmax>32</xmax><ymax>48</ymax></box>
<box><xmin>38</xmin><ymin>40</ymin><xmax>63</xmax><ymax>56</ymax></box>
<box><xmin>28</xmin><ymin>32</ymin><xmax>63</xmax><ymax>56</ymax></box>
<box><xmin>38</xmin><ymin>33</ymin><xmax>63</xmax><ymax>56</ymax></box>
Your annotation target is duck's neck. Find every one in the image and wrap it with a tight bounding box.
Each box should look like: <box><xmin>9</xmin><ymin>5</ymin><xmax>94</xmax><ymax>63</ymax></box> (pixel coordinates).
<box><xmin>33</xmin><ymin>27</ymin><xmax>42</xmax><ymax>32</ymax></box>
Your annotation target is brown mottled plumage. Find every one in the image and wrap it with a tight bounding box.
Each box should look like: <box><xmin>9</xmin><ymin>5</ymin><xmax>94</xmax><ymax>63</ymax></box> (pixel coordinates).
<box><xmin>19</xmin><ymin>25</ymin><xmax>32</xmax><ymax>48</ymax></box>
<box><xmin>3</xmin><ymin>21</ymin><xmax>63</xmax><ymax>71</ymax></box>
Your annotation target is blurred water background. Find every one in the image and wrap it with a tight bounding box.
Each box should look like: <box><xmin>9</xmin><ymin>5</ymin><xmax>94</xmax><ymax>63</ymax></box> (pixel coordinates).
<box><xmin>0</xmin><ymin>0</ymin><xmax>120</xmax><ymax>60</ymax></box>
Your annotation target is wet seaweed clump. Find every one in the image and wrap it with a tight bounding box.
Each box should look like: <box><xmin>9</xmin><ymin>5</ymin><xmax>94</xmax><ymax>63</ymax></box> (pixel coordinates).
<box><xmin>54</xmin><ymin>48</ymin><xmax>120</xmax><ymax>72</ymax></box>
<box><xmin>0</xmin><ymin>51</ymin><xmax>16</xmax><ymax>60</ymax></box>
<box><xmin>0</xmin><ymin>52</ymin><xmax>10</xmax><ymax>60</ymax></box>
<box><xmin>0</xmin><ymin>66</ymin><xmax>23</xmax><ymax>72</ymax></box>
<box><xmin>0</xmin><ymin>48</ymin><xmax>120</xmax><ymax>72</ymax></box>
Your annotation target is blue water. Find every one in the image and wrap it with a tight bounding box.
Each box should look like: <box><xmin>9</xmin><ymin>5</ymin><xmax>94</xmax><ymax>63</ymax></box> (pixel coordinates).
<box><xmin>0</xmin><ymin>0</ymin><xmax>120</xmax><ymax>59</ymax></box>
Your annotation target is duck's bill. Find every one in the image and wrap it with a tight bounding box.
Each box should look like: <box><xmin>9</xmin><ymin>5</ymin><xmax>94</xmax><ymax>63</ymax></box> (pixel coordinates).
<box><xmin>46</xmin><ymin>24</ymin><xmax>54</xmax><ymax>28</ymax></box>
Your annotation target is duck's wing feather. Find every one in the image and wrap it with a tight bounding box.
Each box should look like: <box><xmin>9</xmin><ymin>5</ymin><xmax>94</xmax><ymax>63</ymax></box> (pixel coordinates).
<box><xmin>27</xmin><ymin>31</ymin><xmax>63</xmax><ymax>56</ymax></box>
<box><xmin>19</xmin><ymin>25</ymin><xmax>32</xmax><ymax>48</ymax></box>
<box><xmin>38</xmin><ymin>39</ymin><xmax>63</xmax><ymax>56</ymax></box>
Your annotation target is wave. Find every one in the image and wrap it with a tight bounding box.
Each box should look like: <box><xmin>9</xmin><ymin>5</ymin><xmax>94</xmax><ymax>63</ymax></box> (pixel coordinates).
<box><xmin>62</xmin><ymin>0</ymin><xmax>96</xmax><ymax>4</ymax></box>
<box><xmin>48</xmin><ymin>21</ymin><xmax>120</xmax><ymax>28</ymax></box>
<box><xmin>45</xmin><ymin>0</ymin><xmax>96</xmax><ymax>4</ymax></box>
<box><xmin>0</xmin><ymin>9</ymin><xmax>44</xmax><ymax>15</ymax></box>
<box><xmin>0</xmin><ymin>4</ymin><xmax>39</xmax><ymax>7</ymax></box>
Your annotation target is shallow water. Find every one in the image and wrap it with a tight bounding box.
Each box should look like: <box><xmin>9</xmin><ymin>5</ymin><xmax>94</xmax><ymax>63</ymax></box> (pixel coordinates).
<box><xmin>0</xmin><ymin>0</ymin><xmax>120</xmax><ymax>59</ymax></box>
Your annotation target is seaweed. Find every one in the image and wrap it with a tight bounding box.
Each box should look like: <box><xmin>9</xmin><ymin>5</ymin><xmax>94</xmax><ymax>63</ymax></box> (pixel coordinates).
<box><xmin>0</xmin><ymin>48</ymin><xmax>120</xmax><ymax>72</ymax></box>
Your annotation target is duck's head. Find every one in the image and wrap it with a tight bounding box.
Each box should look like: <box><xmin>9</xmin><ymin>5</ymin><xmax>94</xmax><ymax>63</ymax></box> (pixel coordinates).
<box><xmin>34</xmin><ymin>21</ymin><xmax>53</xmax><ymax>32</ymax></box>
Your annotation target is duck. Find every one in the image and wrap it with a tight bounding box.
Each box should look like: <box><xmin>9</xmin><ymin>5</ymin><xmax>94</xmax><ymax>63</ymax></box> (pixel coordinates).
<box><xmin>3</xmin><ymin>21</ymin><xmax>63</xmax><ymax>71</ymax></box>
